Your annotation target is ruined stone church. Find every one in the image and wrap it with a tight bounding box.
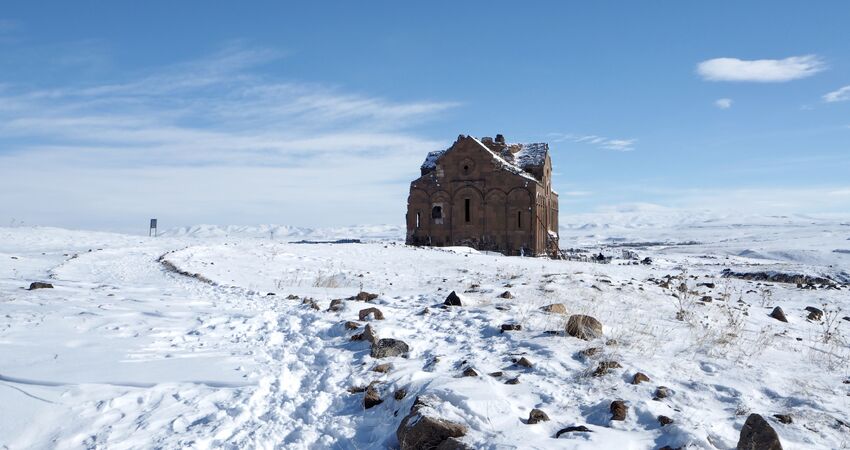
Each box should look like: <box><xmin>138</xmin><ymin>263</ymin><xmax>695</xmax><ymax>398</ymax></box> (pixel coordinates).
<box><xmin>405</xmin><ymin>134</ymin><xmax>559</xmax><ymax>256</ymax></box>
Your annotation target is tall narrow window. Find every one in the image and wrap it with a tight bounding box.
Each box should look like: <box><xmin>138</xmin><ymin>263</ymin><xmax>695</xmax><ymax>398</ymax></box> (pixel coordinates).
<box><xmin>464</xmin><ymin>199</ymin><xmax>471</xmax><ymax>222</ymax></box>
<box><xmin>517</xmin><ymin>211</ymin><xmax>522</xmax><ymax>229</ymax></box>
<box><xmin>416</xmin><ymin>212</ymin><xmax>421</xmax><ymax>228</ymax></box>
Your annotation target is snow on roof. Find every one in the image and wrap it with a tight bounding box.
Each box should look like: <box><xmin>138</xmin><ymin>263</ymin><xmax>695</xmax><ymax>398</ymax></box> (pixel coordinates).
<box><xmin>420</xmin><ymin>149</ymin><xmax>446</xmax><ymax>171</ymax></box>
<box><xmin>513</xmin><ymin>142</ymin><xmax>548</xmax><ymax>169</ymax></box>
<box><xmin>419</xmin><ymin>136</ymin><xmax>549</xmax><ymax>183</ymax></box>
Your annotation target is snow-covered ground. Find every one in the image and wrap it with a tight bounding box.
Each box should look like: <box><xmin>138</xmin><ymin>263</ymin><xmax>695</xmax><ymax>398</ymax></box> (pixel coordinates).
<box><xmin>1</xmin><ymin>214</ymin><xmax>848</xmax><ymax>449</ymax></box>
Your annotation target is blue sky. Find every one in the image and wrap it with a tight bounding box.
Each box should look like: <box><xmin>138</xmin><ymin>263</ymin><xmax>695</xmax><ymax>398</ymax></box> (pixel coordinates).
<box><xmin>1</xmin><ymin>1</ymin><xmax>849</xmax><ymax>231</ymax></box>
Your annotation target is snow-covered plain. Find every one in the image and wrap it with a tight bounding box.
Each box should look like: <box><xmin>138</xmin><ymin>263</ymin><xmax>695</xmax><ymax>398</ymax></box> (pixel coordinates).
<box><xmin>1</xmin><ymin>213</ymin><xmax>849</xmax><ymax>449</ymax></box>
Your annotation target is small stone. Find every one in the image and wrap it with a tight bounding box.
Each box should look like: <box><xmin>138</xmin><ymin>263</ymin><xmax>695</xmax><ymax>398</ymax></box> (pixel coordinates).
<box><xmin>352</xmin><ymin>324</ymin><xmax>378</xmax><ymax>344</ymax></box>
<box><xmin>353</xmin><ymin>291</ymin><xmax>379</xmax><ymax>302</ymax></box>
<box><xmin>632</xmin><ymin>372</ymin><xmax>650</xmax><ymax>385</ymax></box>
<box><xmin>593</xmin><ymin>361</ymin><xmax>622</xmax><ymax>377</ymax></box>
<box><xmin>488</xmin><ymin>371</ymin><xmax>503</xmax><ymax>377</ymax></box>
<box><xmin>654</xmin><ymin>386</ymin><xmax>671</xmax><ymax>400</ymax></box>
<box><xmin>701</xmin><ymin>296</ymin><xmax>713</xmax><ymax>302</ymax></box>
<box><xmin>418</xmin><ymin>307</ymin><xmax>430</xmax><ymax>315</ymax></box>
<box><xmin>358</xmin><ymin>307</ymin><xmax>385</xmax><ymax>321</ymax></box>
<box><xmin>394</xmin><ymin>389</ymin><xmax>407</xmax><ymax>400</ymax></box>
<box><xmin>461</xmin><ymin>367</ymin><xmax>478</xmax><ymax>377</ymax></box>
<box><xmin>737</xmin><ymin>413</ymin><xmax>783</xmax><ymax>450</ymax></box>
<box><xmin>566</xmin><ymin>315</ymin><xmax>603</xmax><ymax>340</ymax></box>
<box><xmin>805</xmin><ymin>306</ymin><xmax>823</xmax><ymax>321</ymax></box>
<box><xmin>541</xmin><ymin>303</ymin><xmax>567</xmax><ymax>314</ymax></box>
<box><xmin>555</xmin><ymin>425</ymin><xmax>592</xmax><ymax>437</ymax></box>
<box><xmin>501</xmin><ymin>323</ymin><xmax>522</xmax><ymax>332</ymax></box>
<box><xmin>364</xmin><ymin>384</ymin><xmax>383</xmax><ymax>409</ymax></box>
<box><xmin>499</xmin><ymin>291</ymin><xmax>513</xmax><ymax>299</ymax></box>
<box><xmin>370</xmin><ymin>338</ymin><xmax>410</xmax><ymax>358</ymax></box>
<box><xmin>773</xmin><ymin>414</ymin><xmax>792</xmax><ymax>424</ymax></box>
<box><xmin>515</xmin><ymin>357</ymin><xmax>533</xmax><ymax>368</ymax></box>
<box><xmin>610</xmin><ymin>400</ymin><xmax>628</xmax><ymax>421</ymax></box>
<box><xmin>505</xmin><ymin>377</ymin><xmax>520</xmax><ymax>385</ymax></box>
<box><xmin>344</xmin><ymin>321</ymin><xmax>359</xmax><ymax>330</ymax></box>
<box><xmin>578</xmin><ymin>347</ymin><xmax>602</xmax><ymax>359</ymax></box>
<box><xmin>373</xmin><ymin>363</ymin><xmax>392</xmax><ymax>373</ymax></box>
<box><xmin>769</xmin><ymin>307</ymin><xmax>788</xmax><ymax>323</ymax></box>
<box><xmin>527</xmin><ymin>408</ymin><xmax>550</xmax><ymax>424</ymax></box>
<box><xmin>328</xmin><ymin>299</ymin><xmax>344</xmax><ymax>312</ymax></box>
<box><xmin>28</xmin><ymin>282</ymin><xmax>54</xmax><ymax>290</ymax></box>
<box><xmin>658</xmin><ymin>415</ymin><xmax>674</xmax><ymax>426</ymax></box>
<box><xmin>286</xmin><ymin>294</ymin><xmax>299</xmax><ymax>300</ymax></box>
<box><xmin>444</xmin><ymin>291</ymin><xmax>462</xmax><ymax>306</ymax></box>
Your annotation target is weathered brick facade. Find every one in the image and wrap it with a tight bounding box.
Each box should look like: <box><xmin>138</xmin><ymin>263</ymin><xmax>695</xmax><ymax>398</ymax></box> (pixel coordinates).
<box><xmin>406</xmin><ymin>134</ymin><xmax>559</xmax><ymax>256</ymax></box>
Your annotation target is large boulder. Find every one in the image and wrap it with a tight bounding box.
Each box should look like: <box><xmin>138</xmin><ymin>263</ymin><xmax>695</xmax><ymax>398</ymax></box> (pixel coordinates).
<box><xmin>371</xmin><ymin>338</ymin><xmax>409</xmax><ymax>358</ymax></box>
<box><xmin>566</xmin><ymin>315</ymin><xmax>603</xmax><ymax>340</ymax></box>
<box><xmin>610</xmin><ymin>400</ymin><xmax>628</xmax><ymax>421</ymax></box>
<box><xmin>397</xmin><ymin>409</ymin><xmax>467</xmax><ymax>450</ymax></box>
<box><xmin>352</xmin><ymin>324</ymin><xmax>378</xmax><ymax>344</ymax></box>
<box><xmin>737</xmin><ymin>414</ymin><xmax>783</xmax><ymax>450</ymax></box>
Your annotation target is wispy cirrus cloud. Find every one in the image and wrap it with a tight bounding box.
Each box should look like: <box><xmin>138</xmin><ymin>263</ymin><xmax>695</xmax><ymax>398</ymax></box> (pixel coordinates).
<box><xmin>696</xmin><ymin>55</ymin><xmax>825</xmax><ymax>82</ymax></box>
<box><xmin>823</xmin><ymin>85</ymin><xmax>850</xmax><ymax>103</ymax></box>
<box><xmin>0</xmin><ymin>43</ymin><xmax>459</xmax><ymax>230</ymax></box>
<box><xmin>548</xmin><ymin>133</ymin><xmax>636</xmax><ymax>152</ymax></box>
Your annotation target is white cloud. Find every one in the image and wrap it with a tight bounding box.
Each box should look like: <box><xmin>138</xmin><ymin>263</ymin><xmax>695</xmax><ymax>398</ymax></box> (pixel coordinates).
<box><xmin>0</xmin><ymin>44</ymin><xmax>458</xmax><ymax>230</ymax></box>
<box><xmin>696</xmin><ymin>55</ymin><xmax>825</xmax><ymax>82</ymax></box>
<box><xmin>823</xmin><ymin>85</ymin><xmax>850</xmax><ymax>103</ymax></box>
<box><xmin>714</xmin><ymin>98</ymin><xmax>733</xmax><ymax>109</ymax></box>
<box><xmin>548</xmin><ymin>133</ymin><xmax>636</xmax><ymax>152</ymax></box>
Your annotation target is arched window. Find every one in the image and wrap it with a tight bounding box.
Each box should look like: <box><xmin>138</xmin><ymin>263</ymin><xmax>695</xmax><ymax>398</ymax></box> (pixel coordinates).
<box><xmin>432</xmin><ymin>205</ymin><xmax>443</xmax><ymax>219</ymax></box>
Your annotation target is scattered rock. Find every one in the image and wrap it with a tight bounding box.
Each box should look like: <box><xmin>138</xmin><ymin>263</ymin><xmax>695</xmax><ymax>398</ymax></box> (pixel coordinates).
<box><xmin>701</xmin><ymin>296</ymin><xmax>713</xmax><ymax>302</ymax></box>
<box><xmin>737</xmin><ymin>413</ymin><xmax>783</xmax><ymax>450</ymax></box>
<box><xmin>370</xmin><ymin>338</ymin><xmax>409</xmax><ymax>358</ymax></box>
<box><xmin>328</xmin><ymin>299</ymin><xmax>344</xmax><ymax>312</ymax></box>
<box><xmin>501</xmin><ymin>323</ymin><xmax>522</xmax><ymax>333</ymax></box>
<box><xmin>488</xmin><ymin>371</ymin><xmax>503</xmax><ymax>377</ymax></box>
<box><xmin>632</xmin><ymin>372</ymin><xmax>650</xmax><ymax>385</ymax></box>
<box><xmin>286</xmin><ymin>294</ymin><xmax>299</xmax><ymax>300</ymax></box>
<box><xmin>658</xmin><ymin>415</ymin><xmax>674</xmax><ymax>426</ymax></box>
<box><xmin>610</xmin><ymin>400</ymin><xmax>628</xmax><ymax>421</ymax></box>
<box><xmin>654</xmin><ymin>386</ymin><xmax>671</xmax><ymax>400</ymax></box>
<box><xmin>527</xmin><ymin>408</ymin><xmax>550</xmax><ymax>424</ymax></box>
<box><xmin>352</xmin><ymin>291</ymin><xmax>379</xmax><ymax>302</ymax></box>
<box><xmin>397</xmin><ymin>402</ymin><xmax>468</xmax><ymax>450</ymax></box>
<box><xmin>566</xmin><ymin>315</ymin><xmax>603</xmax><ymax>340</ymax></box>
<box><xmin>505</xmin><ymin>376</ymin><xmax>520</xmax><ymax>385</ymax></box>
<box><xmin>461</xmin><ymin>367</ymin><xmax>478</xmax><ymax>377</ymax></box>
<box><xmin>555</xmin><ymin>425</ymin><xmax>592</xmax><ymax>437</ymax></box>
<box><xmin>769</xmin><ymin>307</ymin><xmax>788</xmax><ymax>323</ymax></box>
<box><xmin>499</xmin><ymin>291</ymin><xmax>513</xmax><ymax>299</ymax></box>
<box><xmin>358</xmin><ymin>307</ymin><xmax>385</xmax><ymax>321</ymax></box>
<box><xmin>593</xmin><ymin>361</ymin><xmax>622</xmax><ymax>377</ymax></box>
<box><xmin>344</xmin><ymin>321</ymin><xmax>359</xmax><ymax>330</ymax></box>
<box><xmin>28</xmin><ymin>282</ymin><xmax>54</xmax><ymax>290</ymax></box>
<box><xmin>302</xmin><ymin>299</ymin><xmax>320</xmax><ymax>310</ymax></box>
<box><xmin>352</xmin><ymin>324</ymin><xmax>378</xmax><ymax>344</ymax></box>
<box><xmin>578</xmin><ymin>347</ymin><xmax>602</xmax><ymax>359</ymax></box>
<box><xmin>419</xmin><ymin>307</ymin><xmax>431</xmax><ymax>315</ymax></box>
<box><xmin>364</xmin><ymin>384</ymin><xmax>383</xmax><ymax>409</ymax></box>
<box><xmin>444</xmin><ymin>291</ymin><xmax>462</xmax><ymax>306</ymax></box>
<box><xmin>805</xmin><ymin>306</ymin><xmax>823</xmax><ymax>321</ymax></box>
<box><xmin>372</xmin><ymin>363</ymin><xmax>392</xmax><ymax>373</ymax></box>
<box><xmin>541</xmin><ymin>303</ymin><xmax>567</xmax><ymax>314</ymax></box>
<box><xmin>515</xmin><ymin>357</ymin><xmax>533</xmax><ymax>368</ymax></box>
<box><xmin>697</xmin><ymin>282</ymin><xmax>716</xmax><ymax>289</ymax></box>
<box><xmin>773</xmin><ymin>414</ymin><xmax>792</xmax><ymax>424</ymax></box>
<box><xmin>394</xmin><ymin>389</ymin><xmax>407</xmax><ymax>400</ymax></box>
